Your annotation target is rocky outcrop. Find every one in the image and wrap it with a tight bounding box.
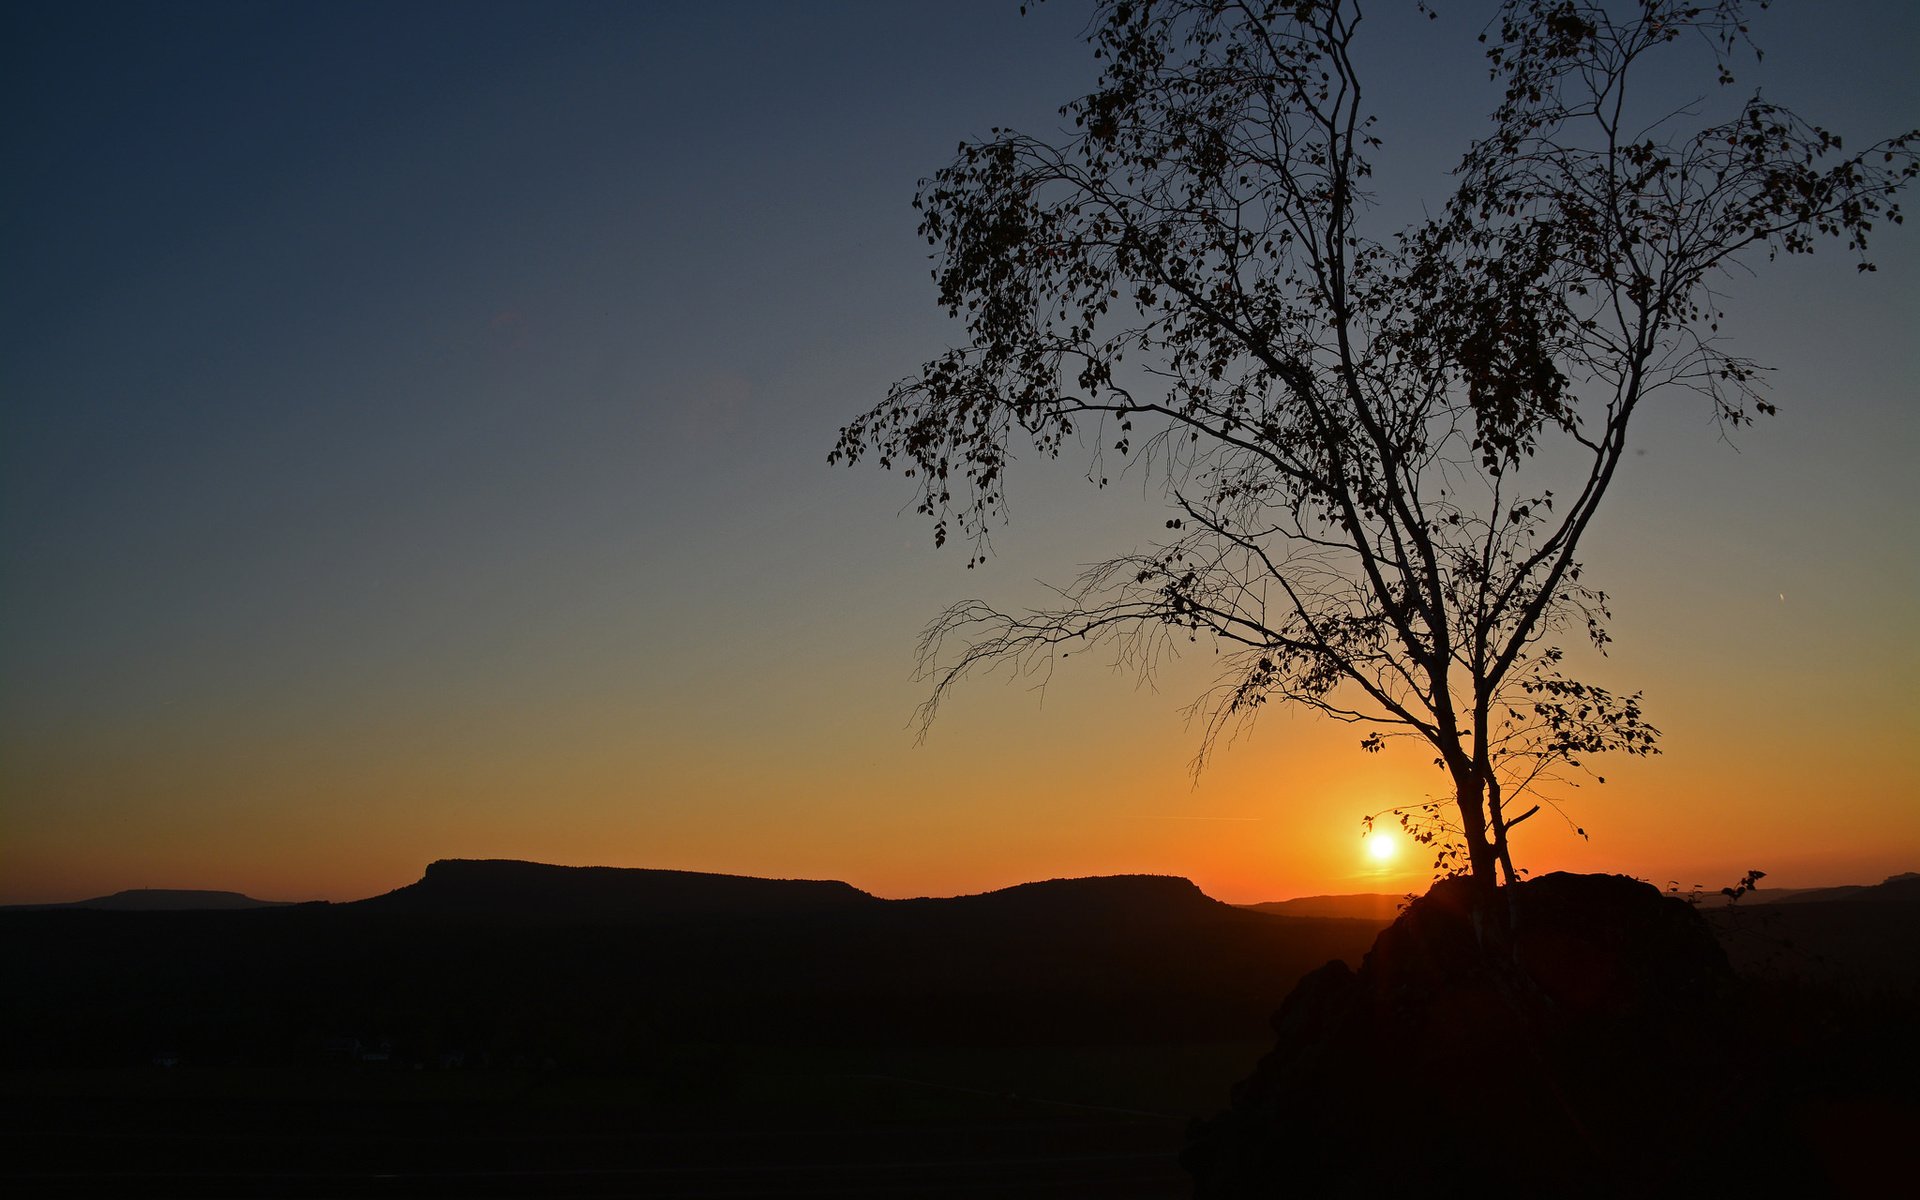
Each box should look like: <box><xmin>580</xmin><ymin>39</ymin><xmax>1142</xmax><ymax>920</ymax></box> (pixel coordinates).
<box><xmin>1185</xmin><ymin>872</ymin><xmax>1821</xmax><ymax>1197</ymax></box>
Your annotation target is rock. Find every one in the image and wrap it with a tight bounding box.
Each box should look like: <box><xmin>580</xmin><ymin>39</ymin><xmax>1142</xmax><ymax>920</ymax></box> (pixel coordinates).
<box><xmin>1184</xmin><ymin>872</ymin><xmax>1823</xmax><ymax>1197</ymax></box>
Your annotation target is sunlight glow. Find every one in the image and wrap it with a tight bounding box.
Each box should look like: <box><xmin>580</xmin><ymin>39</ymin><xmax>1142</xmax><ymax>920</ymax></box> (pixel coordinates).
<box><xmin>1366</xmin><ymin>832</ymin><xmax>1397</xmax><ymax>863</ymax></box>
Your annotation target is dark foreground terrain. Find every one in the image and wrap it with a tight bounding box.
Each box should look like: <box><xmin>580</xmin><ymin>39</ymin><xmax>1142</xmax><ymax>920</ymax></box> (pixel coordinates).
<box><xmin>5</xmin><ymin>862</ymin><xmax>1914</xmax><ymax>1196</ymax></box>
<box><xmin>7</xmin><ymin>1057</ymin><xmax>1208</xmax><ymax>1197</ymax></box>
<box><xmin>1191</xmin><ymin>872</ymin><xmax>1920</xmax><ymax>1197</ymax></box>
<box><xmin>4</xmin><ymin>861</ymin><xmax>1377</xmax><ymax>1197</ymax></box>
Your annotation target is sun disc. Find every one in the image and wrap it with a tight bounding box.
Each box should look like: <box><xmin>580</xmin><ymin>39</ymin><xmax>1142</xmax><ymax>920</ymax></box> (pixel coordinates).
<box><xmin>1367</xmin><ymin>833</ymin><xmax>1396</xmax><ymax>862</ymax></box>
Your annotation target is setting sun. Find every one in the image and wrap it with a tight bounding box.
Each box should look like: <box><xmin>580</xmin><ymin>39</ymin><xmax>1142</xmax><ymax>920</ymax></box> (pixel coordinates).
<box><xmin>1366</xmin><ymin>832</ymin><xmax>1397</xmax><ymax>864</ymax></box>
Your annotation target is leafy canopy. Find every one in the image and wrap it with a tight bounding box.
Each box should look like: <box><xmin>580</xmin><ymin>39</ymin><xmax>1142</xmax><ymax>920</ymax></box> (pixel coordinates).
<box><xmin>832</xmin><ymin>0</ymin><xmax>1915</xmax><ymax>885</ymax></box>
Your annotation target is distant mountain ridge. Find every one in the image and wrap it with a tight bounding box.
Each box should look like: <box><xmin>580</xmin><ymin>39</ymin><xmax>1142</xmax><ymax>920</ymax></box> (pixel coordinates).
<box><xmin>2</xmin><ymin>888</ymin><xmax>290</xmax><ymax>912</ymax></box>
<box><xmin>1242</xmin><ymin>893</ymin><xmax>1408</xmax><ymax>922</ymax></box>
<box><xmin>18</xmin><ymin>864</ymin><xmax>1914</xmax><ymax>920</ymax></box>
<box><xmin>1745</xmin><ymin>871</ymin><xmax>1920</xmax><ymax>906</ymax></box>
<box><xmin>353</xmin><ymin>858</ymin><xmax>880</xmax><ymax>920</ymax></box>
<box><xmin>905</xmin><ymin>873</ymin><xmax>1234</xmax><ymax>923</ymax></box>
<box><xmin>3</xmin><ymin>860</ymin><xmax>1395</xmax><ymax>1064</ymax></box>
<box><xmin>5</xmin><ymin>862</ymin><xmax>1279</xmax><ymax>920</ymax></box>
<box><xmin>7</xmin><ymin>861</ymin><xmax>1915</xmax><ymax>1076</ymax></box>
<box><xmin>352</xmin><ymin>859</ymin><xmax>1252</xmax><ymax>927</ymax></box>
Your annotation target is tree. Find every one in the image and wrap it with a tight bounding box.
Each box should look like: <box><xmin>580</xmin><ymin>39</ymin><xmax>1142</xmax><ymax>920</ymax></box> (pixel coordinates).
<box><xmin>831</xmin><ymin>0</ymin><xmax>1914</xmax><ymax>899</ymax></box>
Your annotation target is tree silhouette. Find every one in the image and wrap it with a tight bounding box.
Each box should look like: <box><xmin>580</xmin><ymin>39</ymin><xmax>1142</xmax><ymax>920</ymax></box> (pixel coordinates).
<box><xmin>833</xmin><ymin>0</ymin><xmax>1914</xmax><ymax>897</ymax></box>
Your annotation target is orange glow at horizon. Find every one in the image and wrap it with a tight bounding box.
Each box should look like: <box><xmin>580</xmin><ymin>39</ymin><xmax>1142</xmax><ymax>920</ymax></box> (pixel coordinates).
<box><xmin>7</xmin><ymin>628</ymin><xmax>1910</xmax><ymax>910</ymax></box>
<box><xmin>2</xmin><ymin>2</ymin><xmax>1914</xmax><ymax>919</ymax></box>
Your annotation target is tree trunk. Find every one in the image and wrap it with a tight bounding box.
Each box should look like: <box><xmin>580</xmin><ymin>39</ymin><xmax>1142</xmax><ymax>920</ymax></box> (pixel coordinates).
<box><xmin>1454</xmin><ymin>777</ymin><xmax>1493</xmax><ymax>878</ymax></box>
<box><xmin>1453</xmin><ymin>771</ymin><xmax>1502</xmax><ymax>915</ymax></box>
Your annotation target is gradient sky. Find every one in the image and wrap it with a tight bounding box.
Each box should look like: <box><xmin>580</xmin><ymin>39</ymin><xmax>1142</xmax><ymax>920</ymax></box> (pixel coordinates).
<box><xmin>4</xmin><ymin>1</ymin><xmax>1915</xmax><ymax>905</ymax></box>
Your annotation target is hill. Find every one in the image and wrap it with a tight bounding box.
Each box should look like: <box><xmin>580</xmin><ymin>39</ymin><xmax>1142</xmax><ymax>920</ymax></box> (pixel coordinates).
<box><xmin>903</xmin><ymin>873</ymin><xmax>1251</xmax><ymax>928</ymax></box>
<box><xmin>1702</xmin><ymin>871</ymin><xmax>1920</xmax><ymax>989</ymax></box>
<box><xmin>1</xmin><ymin>888</ymin><xmax>290</xmax><ymax>912</ymax></box>
<box><xmin>352</xmin><ymin>858</ymin><xmax>879</xmax><ymax>921</ymax></box>
<box><xmin>1</xmin><ymin>863</ymin><xmax>1384</xmax><ymax>1197</ymax></box>
<box><xmin>1241</xmin><ymin>892</ymin><xmax>1407</xmax><ymax>922</ymax></box>
<box><xmin>1756</xmin><ymin>871</ymin><xmax>1920</xmax><ymax>906</ymax></box>
<box><xmin>0</xmin><ymin>862</ymin><xmax>1389</xmax><ymax>1070</ymax></box>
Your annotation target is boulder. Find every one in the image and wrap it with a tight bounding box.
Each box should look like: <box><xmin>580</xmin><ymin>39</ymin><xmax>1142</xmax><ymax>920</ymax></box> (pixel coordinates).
<box><xmin>1184</xmin><ymin>872</ymin><xmax>1822</xmax><ymax>1197</ymax></box>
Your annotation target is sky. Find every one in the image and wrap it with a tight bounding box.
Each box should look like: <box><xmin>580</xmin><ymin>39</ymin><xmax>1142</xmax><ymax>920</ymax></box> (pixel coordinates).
<box><xmin>3</xmin><ymin>0</ymin><xmax>1915</xmax><ymax>906</ymax></box>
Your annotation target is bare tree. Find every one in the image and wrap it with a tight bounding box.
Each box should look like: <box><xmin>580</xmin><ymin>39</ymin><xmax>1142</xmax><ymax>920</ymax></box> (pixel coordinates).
<box><xmin>831</xmin><ymin>0</ymin><xmax>1914</xmax><ymax>898</ymax></box>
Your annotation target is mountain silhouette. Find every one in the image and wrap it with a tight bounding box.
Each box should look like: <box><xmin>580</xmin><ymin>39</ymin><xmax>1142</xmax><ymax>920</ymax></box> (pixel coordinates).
<box><xmin>1242</xmin><ymin>892</ymin><xmax>1407</xmax><ymax>921</ymax></box>
<box><xmin>11</xmin><ymin>860</ymin><xmax>1910</xmax><ymax>1074</ymax></box>
<box><xmin>903</xmin><ymin>873</ymin><xmax>1242</xmax><ymax>926</ymax></box>
<box><xmin>1</xmin><ymin>861</ymin><xmax>1390</xmax><ymax>1070</ymax></box>
<box><xmin>1</xmin><ymin>888</ymin><xmax>289</xmax><ymax>912</ymax></box>
<box><xmin>1706</xmin><ymin>870</ymin><xmax>1920</xmax><ymax>990</ymax></box>
<box><xmin>1756</xmin><ymin>871</ymin><xmax>1920</xmax><ymax>906</ymax></box>
<box><xmin>352</xmin><ymin>858</ymin><xmax>878</xmax><ymax>921</ymax></box>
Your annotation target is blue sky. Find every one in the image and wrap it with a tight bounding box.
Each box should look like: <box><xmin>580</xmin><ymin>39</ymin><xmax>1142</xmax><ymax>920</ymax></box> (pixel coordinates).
<box><xmin>3</xmin><ymin>1</ymin><xmax>1914</xmax><ymax>903</ymax></box>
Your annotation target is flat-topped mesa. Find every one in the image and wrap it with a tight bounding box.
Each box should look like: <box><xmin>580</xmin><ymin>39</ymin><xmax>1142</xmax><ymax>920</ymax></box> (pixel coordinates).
<box><xmin>347</xmin><ymin>862</ymin><xmax>1240</xmax><ymax>927</ymax></box>
<box><xmin>356</xmin><ymin>859</ymin><xmax>879</xmax><ymax>920</ymax></box>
